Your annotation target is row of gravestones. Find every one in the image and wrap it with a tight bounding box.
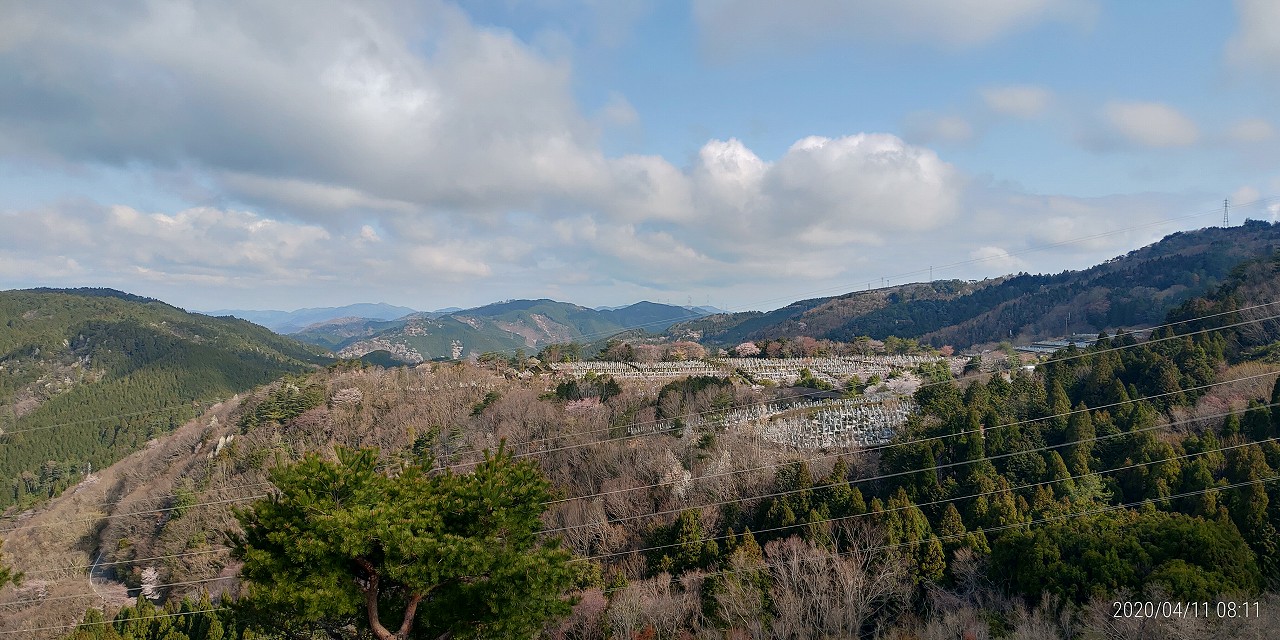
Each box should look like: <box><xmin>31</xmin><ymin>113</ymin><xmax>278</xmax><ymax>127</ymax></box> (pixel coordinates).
<box><xmin>757</xmin><ymin>398</ymin><xmax>916</xmax><ymax>450</ymax></box>
<box><xmin>552</xmin><ymin>355</ymin><xmax>964</xmax><ymax>382</ymax></box>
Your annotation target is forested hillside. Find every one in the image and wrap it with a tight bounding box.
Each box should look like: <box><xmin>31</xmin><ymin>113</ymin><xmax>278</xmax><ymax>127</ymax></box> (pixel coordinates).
<box><xmin>4</xmin><ymin>256</ymin><xmax>1280</xmax><ymax>638</ymax></box>
<box><xmin>0</xmin><ymin>288</ymin><xmax>326</xmax><ymax>510</ymax></box>
<box><xmin>287</xmin><ymin>316</ymin><xmax>410</xmax><ymax>351</ymax></box>
<box><xmin>675</xmin><ymin>221</ymin><xmax>1280</xmax><ymax>349</ymax></box>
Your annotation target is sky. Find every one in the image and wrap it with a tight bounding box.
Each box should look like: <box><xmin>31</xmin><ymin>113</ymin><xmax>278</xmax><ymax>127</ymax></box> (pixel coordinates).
<box><xmin>1</xmin><ymin>0</ymin><xmax>1278</xmax><ymax>313</ymax></box>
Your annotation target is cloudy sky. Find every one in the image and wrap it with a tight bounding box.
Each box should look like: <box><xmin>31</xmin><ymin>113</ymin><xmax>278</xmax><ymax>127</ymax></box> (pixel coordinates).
<box><xmin>1</xmin><ymin>1</ymin><xmax>1278</xmax><ymax>313</ymax></box>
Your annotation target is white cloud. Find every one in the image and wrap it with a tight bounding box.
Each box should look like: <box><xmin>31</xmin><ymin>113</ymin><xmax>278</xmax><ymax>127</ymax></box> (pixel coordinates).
<box><xmin>0</xmin><ymin>255</ymin><xmax>84</xmax><ymax>280</ymax></box>
<box><xmin>691</xmin><ymin>138</ymin><xmax>767</xmax><ymax>214</ymax></box>
<box><xmin>1226</xmin><ymin>118</ymin><xmax>1276</xmax><ymax>143</ymax></box>
<box><xmin>0</xmin><ymin>202</ymin><xmax>509</xmax><ymax>298</ymax></box>
<box><xmin>0</xmin><ymin>1</ymin><xmax>986</xmax><ymax>300</ymax></box>
<box><xmin>976</xmin><ymin>191</ymin><xmax>1201</xmax><ymax>252</ymax></box>
<box><xmin>105</xmin><ymin>205</ymin><xmax>333</xmax><ymax>276</ymax></box>
<box><xmin>552</xmin><ymin>132</ymin><xmax>964</xmax><ymax>284</ymax></box>
<box><xmin>0</xmin><ymin>180</ymin><xmax>1212</xmax><ymax>313</ymax></box>
<box><xmin>764</xmin><ymin>134</ymin><xmax>961</xmax><ymax>232</ymax></box>
<box><xmin>0</xmin><ymin>203</ymin><xmax>321</xmax><ymax>286</ymax></box>
<box><xmin>969</xmin><ymin>246</ymin><xmax>1027</xmax><ymax>271</ymax></box>
<box><xmin>631</xmin><ymin>133</ymin><xmax>966</xmax><ymax>265</ymax></box>
<box><xmin>408</xmin><ymin>246</ymin><xmax>493</xmax><ymax>279</ymax></box>
<box><xmin>218</xmin><ymin>173</ymin><xmax>421</xmax><ymax>216</ymax></box>
<box><xmin>1101</xmin><ymin>101</ymin><xmax>1200</xmax><ymax>149</ymax></box>
<box><xmin>0</xmin><ymin>1</ymin><xmax>610</xmax><ymax>216</ymax></box>
<box><xmin>693</xmin><ymin>0</ymin><xmax>1094</xmax><ymax>56</ymax></box>
<box><xmin>526</xmin><ymin>132</ymin><xmax>967</xmax><ymax>289</ymax></box>
<box><xmin>1226</xmin><ymin>0</ymin><xmax>1280</xmax><ymax>71</ymax></box>
<box><xmin>595</xmin><ymin>154</ymin><xmax>694</xmax><ymax>223</ymax></box>
<box><xmin>1232</xmin><ymin>185</ymin><xmax>1260</xmax><ymax>206</ymax></box>
<box><xmin>981</xmin><ymin>85</ymin><xmax>1052</xmax><ymax>118</ymax></box>
<box><xmin>0</xmin><ymin>1</ymin><xmax>1239</xmax><ymax>312</ymax></box>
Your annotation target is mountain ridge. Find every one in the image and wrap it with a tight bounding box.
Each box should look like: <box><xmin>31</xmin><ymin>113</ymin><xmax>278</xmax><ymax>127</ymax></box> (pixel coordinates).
<box><xmin>302</xmin><ymin>299</ymin><xmax>715</xmax><ymax>362</ymax></box>
<box><xmin>670</xmin><ymin>222</ymin><xmax>1280</xmax><ymax>349</ymax></box>
<box><xmin>7</xmin><ymin>245</ymin><xmax>1280</xmax><ymax>635</ymax></box>
<box><xmin>201</xmin><ymin>302</ymin><xmax>420</xmax><ymax>333</ymax></box>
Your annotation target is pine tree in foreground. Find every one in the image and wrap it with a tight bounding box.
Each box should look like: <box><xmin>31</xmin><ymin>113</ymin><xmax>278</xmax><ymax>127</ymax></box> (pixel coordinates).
<box><xmin>232</xmin><ymin>445</ymin><xmax>580</xmax><ymax>640</ymax></box>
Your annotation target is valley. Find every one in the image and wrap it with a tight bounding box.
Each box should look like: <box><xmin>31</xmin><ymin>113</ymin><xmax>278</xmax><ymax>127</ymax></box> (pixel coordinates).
<box><xmin>7</xmin><ymin>4</ymin><xmax>1280</xmax><ymax>637</ymax></box>
<box><xmin>3</xmin><ymin>225</ymin><xmax>1280</xmax><ymax>638</ymax></box>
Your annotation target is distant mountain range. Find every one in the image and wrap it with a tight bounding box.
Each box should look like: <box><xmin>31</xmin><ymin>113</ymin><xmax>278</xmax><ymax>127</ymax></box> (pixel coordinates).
<box><xmin>6</xmin><ymin>222</ymin><xmax>1280</xmax><ymax>512</ymax></box>
<box><xmin>596</xmin><ymin>304</ymin><xmax>725</xmax><ymax>314</ymax></box>
<box><xmin>668</xmin><ymin>221</ymin><xmax>1280</xmax><ymax>349</ymax></box>
<box><xmin>200</xmin><ymin>222</ymin><xmax>1280</xmax><ymax>357</ymax></box>
<box><xmin>295</xmin><ymin>299</ymin><xmax>715</xmax><ymax>362</ymax></box>
<box><xmin>201</xmin><ymin>303</ymin><xmax>421</xmax><ymax>333</ymax></box>
<box><xmin>12</xmin><ymin>231</ymin><xmax>1280</xmax><ymax>633</ymax></box>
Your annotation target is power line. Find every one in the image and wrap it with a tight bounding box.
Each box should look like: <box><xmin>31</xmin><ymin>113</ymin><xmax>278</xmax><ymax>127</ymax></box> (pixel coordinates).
<box><xmin>10</xmin><ymin>427</ymin><xmax>1276</xmax><ymax>627</ymax></box>
<box><xmin>2</xmin><ymin>459</ymin><xmax>407</xmax><ymax>535</ymax></box>
<box><xmin>2</xmin><ymin>296</ymin><xmax>1266</xmax><ymax>450</ymax></box>
<box><xmin>436</xmin><ymin>304</ymin><xmax>1280</xmax><ymax>472</ymax></box>
<box><xmin>0</xmin><ymin>607</ymin><xmax>230</xmax><ymax>636</ymax></box>
<box><xmin>5</xmin><ymin>285</ymin><xmax>1278</xmax><ymax>533</ymax></box>
<box><xmin>20</xmin><ymin>376</ymin><xmax>1279</xmax><ymax>576</ymax></box>
<box><xmin>0</xmin><ymin>494</ymin><xmax>267</xmax><ymax>534</ymax></box>
<box><xmin>6</xmin><ymin>300</ymin><xmax>1277</xmax><ymax>572</ymax></box>
<box><xmin>0</xmin><ymin>403</ymin><xmax>208</xmax><ymax>438</ymax></box>
<box><xmin>10</xmin><ymin>476</ymin><xmax>1274</xmax><ymax>631</ymax></box>
<box><xmin>602</xmin><ymin>473</ymin><xmax>1280</xmax><ymax>595</ymax></box>
<box><xmin>2</xmin><ymin>575</ymin><xmax>236</xmax><ymax>608</ymax></box>
<box><xmin>433</xmin><ymin>309</ymin><xmax>1280</xmax><ymax>475</ymax></box>
<box><xmin>3</xmin><ymin>198</ymin><xmax>1275</xmax><ymax>445</ymax></box>
<box><xmin>571</xmin><ymin>429</ymin><xmax>1280</xmax><ymax>563</ymax></box>
<box><xmin>1</xmin><ymin>200</ymin><xmax>1277</xmax><ymax>630</ymax></box>
<box><xmin>547</xmin><ymin>397</ymin><xmax>1280</xmax><ymax>535</ymax></box>
<box><xmin>302</xmin><ymin>196</ymin><xmax>1278</xmax><ymax>365</ymax></box>
<box><xmin>22</xmin><ymin>548</ymin><xmax>231</xmax><ymax>578</ymax></box>
<box><xmin>540</xmin><ymin>365</ymin><xmax>1280</xmax><ymax>507</ymax></box>
<box><xmin>19</xmin><ymin>444</ymin><xmax>1276</xmax><ymax>611</ymax></box>
<box><xmin>8</xmin><ymin>338</ymin><xmax>1276</xmax><ymax>539</ymax></box>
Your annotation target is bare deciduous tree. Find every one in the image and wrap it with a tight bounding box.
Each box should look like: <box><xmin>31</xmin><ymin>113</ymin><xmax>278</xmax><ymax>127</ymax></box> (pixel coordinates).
<box><xmin>606</xmin><ymin>573</ymin><xmax>705</xmax><ymax>640</ymax></box>
<box><xmin>766</xmin><ymin>531</ymin><xmax>909</xmax><ymax>639</ymax></box>
<box><xmin>713</xmin><ymin>552</ymin><xmax>769</xmax><ymax>640</ymax></box>
<box><xmin>547</xmin><ymin>588</ymin><xmax>609</xmax><ymax>640</ymax></box>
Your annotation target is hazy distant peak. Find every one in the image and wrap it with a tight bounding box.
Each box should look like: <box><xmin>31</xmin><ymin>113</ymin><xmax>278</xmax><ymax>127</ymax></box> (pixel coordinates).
<box><xmin>200</xmin><ymin>303</ymin><xmax>419</xmax><ymax>333</ymax></box>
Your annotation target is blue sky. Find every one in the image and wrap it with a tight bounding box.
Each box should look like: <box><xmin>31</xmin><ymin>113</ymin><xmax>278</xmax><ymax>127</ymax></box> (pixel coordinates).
<box><xmin>1</xmin><ymin>1</ymin><xmax>1277</xmax><ymax>312</ymax></box>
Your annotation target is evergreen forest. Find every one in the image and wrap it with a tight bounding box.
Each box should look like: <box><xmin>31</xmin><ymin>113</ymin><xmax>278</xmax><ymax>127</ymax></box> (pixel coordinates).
<box><xmin>0</xmin><ymin>289</ymin><xmax>326</xmax><ymax>510</ymax></box>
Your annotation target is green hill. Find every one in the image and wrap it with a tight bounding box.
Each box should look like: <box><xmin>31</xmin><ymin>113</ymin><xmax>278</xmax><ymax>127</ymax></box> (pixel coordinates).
<box><xmin>0</xmin><ymin>288</ymin><xmax>327</xmax><ymax>510</ymax></box>
<box><xmin>598</xmin><ymin>301</ymin><xmax>708</xmax><ymax>331</ymax></box>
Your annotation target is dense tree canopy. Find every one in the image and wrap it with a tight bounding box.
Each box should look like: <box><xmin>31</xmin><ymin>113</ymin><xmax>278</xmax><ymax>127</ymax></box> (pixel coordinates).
<box><xmin>233</xmin><ymin>445</ymin><xmax>579</xmax><ymax>640</ymax></box>
<box><xmin>0</xmin><ymin>290</ymin><xmax>324</xmax><ymax>510</ymax></box>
